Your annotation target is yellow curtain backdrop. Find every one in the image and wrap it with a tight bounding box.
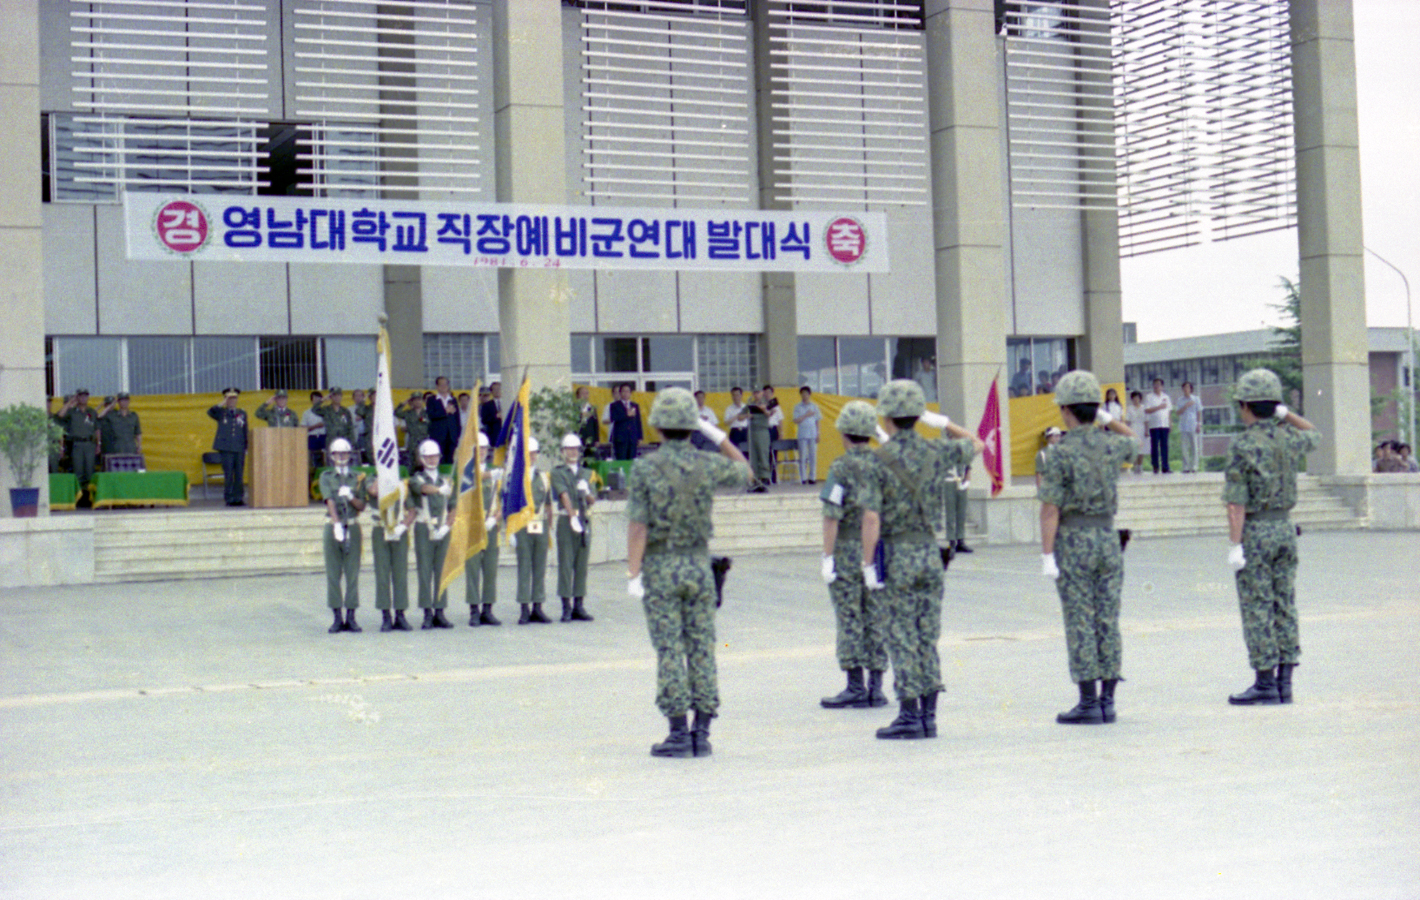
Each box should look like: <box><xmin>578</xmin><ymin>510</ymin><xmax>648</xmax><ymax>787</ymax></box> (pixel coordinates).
<box><xmin>1007</xmin><ymin>382</ymin><xmax>1125</xmax><ymax>478</ymax></box>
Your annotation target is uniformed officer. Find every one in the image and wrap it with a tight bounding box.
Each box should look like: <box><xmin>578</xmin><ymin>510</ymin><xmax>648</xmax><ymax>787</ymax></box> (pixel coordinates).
<box><xmin>512</xmin><ymin>437</ymin><xmax>554</xmax><ymax>625</ymax></box>
<box><xmin>1038</xmin><ymin>371</ymin><xmax>1138</xmax><ymax>725</ymax></box>
<box><xmin>255</xmin><ymin>390</ymin><xmax>301</xmax><ymax>428</ymax></box>
<box><xmin>208</xmin><ymin>388</ymin><xmax>249</xmax><ymax>507</ymax></box>
<box><xmin>553</xmin><ymin>433</ymin><xmax>597</xmax><ymax>623</ymax></box>
<box><xmin>319</xmin><ymin>437</ymin><xmax>365</xmax><ymax>633</ymax></box>
<box><xmin>351</xmin><ymin>388</ymin><xmax>372</xmax><ymax>461</ymax></box>
<box><xmin>395</xmin><ymin>393</ymin><xmax>430</xmax><ymax>465</ymax></box>
<box><xmin>870</xmin><ymin>380</ymin><xmax>983</xmax><ymax>740</ymax></box>
<box><xmin>941</xmin><ymin>461</ymin><xmax>972</xmax><ymax>553</ymax></box>
<box><xmin>366</xmin><ymin>465</ymin><xmax>415</xmax><ymax>632</ymax></box>
<box><xmin>818</xmin><ymin>400</ymin><xmax>890</xmax><ymax>710</ymax></box>
<box><xmin>465</xmin><ymin>432</ymin><xmax>503</xmax><ymax>627</ymax></box>
<box><xmin>98</xmin><ymin>392</ymin><xmax>142</xmax><ymax>458</ymax></box>
<box><xmin>746</xmin><ymin>388</ymin><xmax>773</xmax><ymax>487</ymax></box>
<box><xmin>1223</xmin><ymin>368</ymin><xmax>1320</xmax><ymax>706</ymax></box>
<box><xmin>626</xmin><ymin>387</ymin><xmax>752</xmax><ymax>758</ymax></box>
<box><xmin>53</xmin><ymin>389</ymin><xmax>100</xmax><ymax>494</ymax></box>
<box><xmin>409</xmin><ymin>439</ymin><xmax>454</xmax><ymax>629</ymax></box>
<box><xmin>317</xmin><ymin>387</ymin><xmax>357</xmax><ymax>464</ymax></box>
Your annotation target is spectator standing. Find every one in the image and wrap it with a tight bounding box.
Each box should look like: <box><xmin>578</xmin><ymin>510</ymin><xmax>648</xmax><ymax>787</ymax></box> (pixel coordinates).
<box><xmin>793</xmin><ymin>386</ymin><xmax>822</xmax><ymax>483</ymax></box>
<box><xmin>724</xmin><ymin>386</ymin><xmax>750</xmax><ymax>454</ymax></box>
<box><xmin>1035</xmin><ymin>426</ymin><xmax>1062</xmax><ymax>488</ymax></box>
<box><xmin>608</xmin><ymin>383</ymin><xmax>643</xmax><ymax>461</ymax></box>
<box><xmin>1009</xmin><ymin>358</ymin><xmax>1033</xmax><ymax>398</ymax></box>
<box><xmin>301</xmin><ymin>391</ymin><xmax>326</xmax><ymax>469</ymax></box>
<box><xmin>1126</xmin><ymin>391</ymin><xmax>1147</xmax><ymax>474</ymax></box>
<box><xmin>351</xmin><ymin>388</ymin><xmax>372</xmax><ymax>461</ymax></box>
<box><xmin>479</xmin><ymin>381</ymin><xmax>502</xmax><ymax>446</ymax></box>
<box><xmin>208</xmin><ymin>388</ymin><xmax>249</xmax><ymax>507</ymax></box>
<box><xmin>1102</xmin><ymin>388</ymin><xmax>1124</xmax><ymax>426</ymax></box>
<box><xmin>1177</xmin><ymin>381</ymin><xmax>1202</xmax><ymax>472</ymax></box>
<box><xmin>1144</xmin><ymin>378</ymin><xmax>1172</xmax><ymax>474</ymax></box>
<box><xmin>428</xmin><ymin>375</ymin><xmax>461</xmax><ymax>464</ymax></box>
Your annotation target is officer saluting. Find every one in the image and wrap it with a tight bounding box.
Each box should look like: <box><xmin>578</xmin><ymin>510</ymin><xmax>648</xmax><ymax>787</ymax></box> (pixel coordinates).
<box><xmin>1223</xmin><ymin>368</ymin><xmax>1320</xmax><ymax>706</ymax></box>
<box><xmin>553</xmin><ymin>433</ymin><xmax>597</xmax><ymax>623</ymax></box>
<box><xmin>54</xmin><ymin>389</ymin><xmax>100</xmax><ymax>498</ymax></box>
<box><xmin>626</xmin><ymin>387</ymin><xmax>752</xmax><ymax>758</ymax></box>
<box><xmin>255</xmin><ymin>389</ymin><xmax>300</xmax><ymax>427</ymax></box>
<box><xmin>320</xmin><ymin>437</ymin><xmax>365</xmax><ymax>633</ymax></box>
<box><xmin>208</xmin><ymin>388</ymin><xmax>249</xmax><ymax>507</ymax></box>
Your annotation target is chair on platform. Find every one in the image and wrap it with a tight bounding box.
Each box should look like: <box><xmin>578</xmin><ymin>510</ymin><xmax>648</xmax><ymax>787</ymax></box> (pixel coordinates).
<box><xmin>103</xmin><ymin>453</ymin><xmax>144</xmax><ymax>472</ymax></box>
<box><xmin>771</xmin><ymin>439</ymin><xmax>800</xmax><ymax>483</ymax></box>
<box><xmin>201</xmin><ymin>452</ymin><xmax>225</xmax><ymax>500</ymax></box>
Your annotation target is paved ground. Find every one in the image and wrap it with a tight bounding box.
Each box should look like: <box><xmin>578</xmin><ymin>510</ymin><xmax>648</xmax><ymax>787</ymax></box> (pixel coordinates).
<box><xmin>1</xmin><ymin>530</ymin><xmax>1417</xmax><ymax>899</ymax></box>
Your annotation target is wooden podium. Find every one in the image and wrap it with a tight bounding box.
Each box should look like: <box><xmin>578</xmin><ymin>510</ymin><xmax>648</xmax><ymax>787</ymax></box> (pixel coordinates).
<box><xmin>251</xmin><ymin>428</ymin><xmax>309</xmax><ymax>508</ymax></box>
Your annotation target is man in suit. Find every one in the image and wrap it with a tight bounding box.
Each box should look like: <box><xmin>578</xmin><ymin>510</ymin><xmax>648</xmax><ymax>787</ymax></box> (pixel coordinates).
<box><xmin>609</xmin><ymin>383</ymin><xmax>643</xmax><ymax>461</ymax></box>
<box><xmin>480</xmin><ymin>381</ymin><xmax>503</xmax><ymax>445</ymax></box>
<box><xmin>427</xmin><ymin>375</ymin><xmax>461</xmax><ymax>465</ymax></box>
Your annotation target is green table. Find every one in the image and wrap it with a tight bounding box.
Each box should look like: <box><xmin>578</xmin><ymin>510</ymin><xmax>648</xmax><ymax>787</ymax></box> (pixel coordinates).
<box><xmin>90</xmin><ymin>471</ymin><xmax>189</xmax><ymax>509</ymax></box>
<box><xmin>588</xmin><ymin>459</ymin><xmax>634</xmax><ymax>488</ymax></box>
<box><xmin>49</xmin><ymin>473</ymin><xmax>81</xmax><ymax>511</ymax></box>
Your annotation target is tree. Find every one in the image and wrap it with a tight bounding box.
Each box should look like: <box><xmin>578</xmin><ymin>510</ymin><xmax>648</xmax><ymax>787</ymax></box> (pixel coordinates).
<box><xmin>1267</xmin><ymin>276</ymin><xmax>1304</xmax><ymax>414</ymax></box>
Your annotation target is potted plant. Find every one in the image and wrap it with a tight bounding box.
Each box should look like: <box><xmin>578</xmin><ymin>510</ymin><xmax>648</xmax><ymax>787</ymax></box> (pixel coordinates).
<box><xmin>0</xmin><ymin>403</ymin><xmax>65</xmax><ymax>518</ymax></box>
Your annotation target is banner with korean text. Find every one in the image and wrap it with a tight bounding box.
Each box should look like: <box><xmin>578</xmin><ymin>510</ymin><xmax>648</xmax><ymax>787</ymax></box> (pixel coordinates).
<box><xmin>125</xmin><ymin>195</ymin><xmax>890</xmax><ymax>273</ymax></box>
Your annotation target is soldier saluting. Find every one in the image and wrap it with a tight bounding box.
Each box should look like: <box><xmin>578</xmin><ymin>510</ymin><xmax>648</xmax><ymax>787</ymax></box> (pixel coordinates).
<box><xmin>1223</xmin><ymin>368</ymin><xmax>1320</xmax><ymax>706</ymax></box>
<box><xmin>627</xmin><ymin>387</ymin><xmax>752</xmax><ymax>758</ymax></box>
<box><xmin>208</xmin><ymin>388</ymin><xmax>249</xmax><ymax>507</ymax></box>
<box><xmin>255</xmin><ymin>389</ymin><xmax>300</xmax><ymax>427</ymax></box>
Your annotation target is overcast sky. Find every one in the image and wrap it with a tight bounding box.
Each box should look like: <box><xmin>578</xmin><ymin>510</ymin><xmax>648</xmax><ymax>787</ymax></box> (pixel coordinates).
<box><xmin>1119</xmin><ymin>0</ymin><xmax>1419</xmax><ymax>342</ymax></box>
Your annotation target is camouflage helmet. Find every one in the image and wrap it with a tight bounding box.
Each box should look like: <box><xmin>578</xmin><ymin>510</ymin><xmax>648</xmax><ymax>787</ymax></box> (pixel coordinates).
<box><xmin>876</xmin><ymin>379</ymin><xmax>926</xmax><ymax>418</ymax></box>
<box><xmin>1053</xmin><ymin>370</ymin><xmax>1102</xmax><ymax>406</ymax></box>
<box><xmin>1235</xmin><ymin>367</ymin><xmax>1283</xmax><ymax>403</ymax></box>
<box><xmin>835</xmin><ymin>400</ymin><xmax>878</xmax><ymax>438</ymax></box>
<box><xmin>648</xmin><ymin>387</ymin><xmax>699</xmax><ymax>430</ymax></box>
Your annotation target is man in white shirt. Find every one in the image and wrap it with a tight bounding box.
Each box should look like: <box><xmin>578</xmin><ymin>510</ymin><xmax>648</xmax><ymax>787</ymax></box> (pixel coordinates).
<box><xmin>792</xmin><ymin>386</ymin><xmax>822</xmax><ymax>483</ymax></box>
<box><xmin>1176</xmin><ymin>381</ymin><xmax>1202</xmax><ymax>472</ymax></box>
<box><xmin>1144</xmin><ymin>377</ymin><xmax>1172</xmax><ymax>474</ymax></box>
<box><xmin>691</xmin><ymin>390</ymin><xmax>719</xmax><ymax>451</ymax></box>
<box><xmin>723</xmin><ymin>386</ymin><xmax>750</xmax><ymax>454</ymax></box>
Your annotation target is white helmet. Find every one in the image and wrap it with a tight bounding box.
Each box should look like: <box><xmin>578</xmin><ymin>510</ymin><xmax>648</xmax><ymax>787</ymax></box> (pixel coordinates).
<box><xmin>527</xmin><ymin>436</ymin><xmax>540</xmax><ymax>454</ymax></box>
<box><xmin>476</xmin><ymin>432</ymin><xmax>490</xmax><ymax>448</ymax></box>
<box><xmin>328</xmin><ymin>438</ymin><xmax>352</xmax><ymax>454</ymax></box>
<box><xmin>419</xmin><ymin>439</ymin><xmax>441</xmax><ymax>459</ymax></box>
<box><xmin>561</xmin><ymin>433</ymin><xmax>582</xmax><ymax>450</ymax></box>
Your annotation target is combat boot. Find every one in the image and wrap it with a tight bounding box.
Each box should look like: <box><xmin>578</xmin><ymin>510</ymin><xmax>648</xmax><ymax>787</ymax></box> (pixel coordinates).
<box><xmin>1276</xmin><ymin>663</ymin><xmax>1295</xmax><ymax>703</ymax></box>
<box><xmin>529</xmin><ymin>603</ymin><xmax>552</xmax><ymax>624</ymax></box>
<box><xmin>328</xmin><ymin>610</ymin><xmax>344</xmax><ymax>634</ymax></box>
<box><xmin>866</xmin><ymin>670</ymin><xmax>888</xmax><ymax>707</ymax></box>
<box><xmin>431</xmin><ymin>608</ymin><xmax>453</xmax><ymax>629</ymax></box>
<box><xmin>468</xmin><ymin>607</ymin><xmax>481</xmax><ymax>627</ymax></box>
<box><xmin>380</xmin><ymin>610</ymin><xmax>394</xmax><ymax>632</ymax></box>
<box><xmin>955</xmin><ymin>539</ymin><xmax>974</xmax><ymax>554</ymax></box>
<box><xmin>875</xmin><ymin>699</ymin><xmax>926</xmax><ymax>740</ymax></box>
<box><xmin>1056</xmin><ymin>681</ymin><xmax>1104</xmax><ymax>724</ymax></box>
<box><xmin>651</xmin><ymin>715</ymin><xmax>694</xmax><ymax>758</ymax></box>
<box><xmin>1229</xmin><ymin>669</ymin><xmax>1280</xmax><ymax>705</ymax></box>
<box><xmin>560</xmin><ymin>598</ymin><xmax>573</xmax><ymax>622</ymax></box>
<box><xmin>421</xmin><ymin>609</ymin><xmax>435</xmax><ymax>630</ymax></box>
<box><xmin>820</xmin><ymin>667</ymin><xmax>870</xmax><ymax>709</ymax></box>
<box><xmin>480</xmin><ymin>604</ymin><xmax>501</xmax><ymax>626</ymax></box>
<box><xmin>517</xmin><ymin>604</ymin><xmax>531</xmax><ymax>625</ymax></box>
<box><xmin>392</xmin><ymin>610</ymin><xmax>413</xmax><ymax>631</ymax></box>
<box><xmin>571</xmin><ymin>598</ymin><xmax>594</xmax><ymax>621</ymax></box>
<box><xmin>691</xmin><ymin>709</ymin><xmax>714</xmax><ymax>757</ymax></box>
<box><xmin>920</xmin><ymin>691</ymin><xmax>939</xmax><ymax>737</ymax></box>
<box><xmin>344</xmin><ymin>610</ymin><xmax>361</xmax><ymax>633</ymax></box>
<box><xmin>1100</xmin><ymin>678</ymin><xmax>1119</xmax><ymax>723</ymax></box>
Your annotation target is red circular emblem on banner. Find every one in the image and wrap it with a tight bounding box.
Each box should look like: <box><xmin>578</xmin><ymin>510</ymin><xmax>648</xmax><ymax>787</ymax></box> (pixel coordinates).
<box><xmin>825</xmin><ymin>216</ymin><xmax>867</xmax><ymax>265</ymax></box>
<box><xmin>153</xmin><ymin>200</ymin><xmax>209</xmax><ymax>254</ymax></box>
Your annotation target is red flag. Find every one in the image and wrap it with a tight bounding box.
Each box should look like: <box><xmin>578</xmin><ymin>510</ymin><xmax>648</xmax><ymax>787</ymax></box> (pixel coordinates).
<box><xmin>976</xmin><ymin>377</ymin><xmax>1005</xmax><ymax>497</ymax></box>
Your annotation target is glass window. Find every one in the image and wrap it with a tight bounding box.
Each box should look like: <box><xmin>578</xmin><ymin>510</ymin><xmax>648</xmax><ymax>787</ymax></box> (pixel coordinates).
<box><xmin>422</xmin><ymin>334</ymin><xmax>485</xmax><ymax>389</ymax></box>
<box><xmin>54</xmin><ymin>336</ymin><xmax>123</xmax><ymax>397</ymax></box>
<box><xmin>839</xmin><ymin>337</ymin><xmax>887</xmax><ymax>399</ymax></box>
<box><xmin>890</xmin><ymin>337</ymin><xmax>936</xmax><ymax>403</ymax></box>
<box><xmin>644</xmin><ymin>336</ymin><xmax>693</xmax><ymax>372</ymax></box>
<box><xmin>570</xmin><ymin>334</ymin><xmax>592</xmax><ymax>375</ymax></box>
<box><xmin>191</xmin><ymin>338</ymin><xmax>255</xmax><ymax>393</ymax></box>
<box><xmin>797</xmin><ymin>337</ymin><xmax>837</xmax><ymax>395</ymax></box>
<box><xmin>486</xmin><ymin>333</ymin><xmax>500</xmax><ymax>379</ymax></box>
<box><xmin>696</xmin><ymin>334</ymin><xmax>757</xmax><ymax>393</ymax></box>
<box><xmin>258</xmin><ymin>337</ymin><xmax>320</xmax><ymax>392</ymax></box>
<box><xmin>1008</xmin><ymin>338</ymin><xmax>1034</xmax><ymax>397</ymax></box>
<box><xmin>128</xmin><ymin>337</ymin><xmax>191</xmax><ymax>395</ymax></box>
<box><xmin>324</xmin><ymin>336</ymin><xmax>377</xmax><ymax>393</ymax></box>
<box><xmin>597</xmin><ymin>337</ymin><xmax>640</xmax><ymax>373</ymax></box>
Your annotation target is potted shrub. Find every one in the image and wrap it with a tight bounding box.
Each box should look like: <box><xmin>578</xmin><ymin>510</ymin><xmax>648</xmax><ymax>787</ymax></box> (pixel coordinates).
<box><xmin>0</xmin><ymin>403</ymin><xmax>65</xmax><ymax>518</ymax></box>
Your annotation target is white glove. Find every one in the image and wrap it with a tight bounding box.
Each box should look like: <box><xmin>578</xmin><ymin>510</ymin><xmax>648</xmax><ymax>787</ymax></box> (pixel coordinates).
<box><xmin>696</xmin><ymin>420</ymin><xmax>728</xmax><ymax>446</ymax></box>
<box><xmin>1095</xmin><ymin>409</ymin><xmax>1114</xmax><ymax>426</ymax></box>
<box><xmin>576</xmin><ymin>479</ymin><xmax>591</xmax><ymax>495</ymax></box>
<box><xmin>1041</xmin><ymin>553</ymin><xmax>1059</xmax><ymax>580</ymax></box>
<box><xmin>875</xmin><ymin>427</ymin><xmax>891</xmax><ymax>444</ymax></box>
<box><xmin>391</xmin><ymin>523</ymin><xmax>407</xmax><ymax>541</ymax></box>
<box><xmin>958</xmin><ymin>480</ymin><xmax>970</xmax><ymax>492</ymax></box>
<box><xmin>862</xmin><ymin>564</ymin><xmax>884</xmax><ymax>591</ymax></box>
<box><xmin>508</xmin><ymin>532</ymin><xmax>517</xmax><ymax>549</ymax></box>
<box><xmin>432</xmin><ymin>524</ymin><xmax>450</xmax><ymax>541</ymax></box>
<box><xmin>332</xmin><ymin>522</ymin><xmax>346</xmax><ymax>543</ymax></box>
<box><xmin>484</xmin><ymin>515</ymin><xmax>497</xmax><ymax>531</ymax></box>
<box><xmin>628</xmin><ymin>573</ymin><xmax>645</xmax><ymax>599</ymax></box>
<box><xmin>1228</xmin><ymin>543</ymin><xmax>1247</xmax><ymax>571</ymax></box>
<box><xmin>820</xmin><ymin>555</ymin><xmax>837</xmax><ymax>584</ymax></box>
<box><xmin>337</xmin><ymin>485</ymin><xmax>354</xmax><ymax>500</ymax></box>
<box><xmin>920</xmin><ymin>411</ymin><xmax>951</xmax><ymax>430</ymax></box>
<box><xmin>1273</xmin><ymin>404</ymin><xmax>1289</xmax><ymax>421</ymax></box>
<box><xmin>437</xmin><ymin>482</ymin><xmax>452</xmax><ymax>497</ymax></box>
<box><xmin>570</xmin><ymin>514</ymin><xmax>584</xmax><ymax>534</ymax></box>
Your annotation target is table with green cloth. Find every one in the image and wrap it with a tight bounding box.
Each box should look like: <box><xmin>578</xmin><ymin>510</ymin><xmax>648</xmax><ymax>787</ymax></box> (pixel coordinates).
<box><xmin>89</xmin><ymin>471</ymin><xmax>189</xmax><ymax>509</ymax></box>
<box><xmin>587</xmin><ymin>459</ymin><xmax>634</xmax><ymax>490</ymax></box>
<box><xmin>49</xmin><ymin>473</ymin><xmax>81</xmax><ymax>511</ymax></box>
<box><xmin>309</xmin><ymin>464</ymin><xmax>453</xmax><ymax>500</ymax></box>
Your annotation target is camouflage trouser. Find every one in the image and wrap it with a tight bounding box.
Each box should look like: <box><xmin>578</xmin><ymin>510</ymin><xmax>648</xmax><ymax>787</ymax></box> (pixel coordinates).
<box><xmin>879</xmin><ymin>538</ymin><xmax>944</xmax><ymax>701</ymax></box>
<box><xmin>515</xmin><ymin>530</ymin><xmax>549</xmax><ymax>605</ymax></box>
<box><xmin>413</xmin><ymin>522</ymin><xmax>450</xmax><ymax>609</ymax></box>
<box><xmin>556</xmin><ymin>516</ymin><xmax>589</xmax><ymax>598</ymax></box>
<box><xmin>464</xmin><ymin>523</ymin><xmax>499</xmax><ymax>607</ymax></box>
<box><xmin>323</xmin><ymin>522</ymin><xmax>362</xmax><ymax>609</ymax></box>
<box><xmin>1053</xmin><ymin>525</ymin><xmax>1123</xmax><ymax>682</ymax></box>
<box><xmin>370</xmin><ymin>525</ymin><xmax>409</xmax><ymax>611</ymax></box>
<box><xmin>642</xmin><ymin>550</ymin><xmax>719</xmax><ymax>717</ymax></box>
<box><xmin>829</xmin><ymin>538</ymin><xmax>887</xmax><ymax>671</ymax></box>
<box><xmin>1235</xmin><ymin>518</ymin><xmax>1300</xmax><ymax>669</ymax></box>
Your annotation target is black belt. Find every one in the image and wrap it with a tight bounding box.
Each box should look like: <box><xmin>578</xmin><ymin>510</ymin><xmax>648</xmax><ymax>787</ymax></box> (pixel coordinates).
<box><xmin>1245</xmin><ymin>508</ymin><xmax>1290</xmax><ymax>521</ymax></box>
<box><xmin>1061</xmin><ymin>514</ymin><xmax>1114</xmax><ymax>529</ymax></box>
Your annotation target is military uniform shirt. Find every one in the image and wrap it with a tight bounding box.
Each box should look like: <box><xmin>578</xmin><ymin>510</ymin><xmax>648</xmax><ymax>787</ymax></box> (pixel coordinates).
<box><xmin>397</xmin><ymin>406</ymin><xmax>430</xmax><ymax>448</ymax></box>
<box><xmin>255</xmin><ymin>405</ymin><xmax>300</xmax><ymax>427</ymax></box>
<box><xmin>102</xmin><ymin>410</ymin><xmax>141</xmax><ymax>454</ymax></box>
<box><xmin>408</xmin><ymin>468</ymin><xmax>452</xmax><ymax>523</ymax></box>
<box><xmin>1038</xmin><ymin>428</ymin><xmax>1136</xmax><ymax>515</ymax></box>
<box><xmin>1222</xmin><ymin>420</ymin><xmax>1322</xmax><ymax>512</ymax></box>
<box><xmin>873</xmin><ymin>431</ymin><xmax>976</xmax><ymax>537</ymax></box>
<box><xmin>550</xmin><ymin>464</ymin><xmax>595</xmax><ymax>518</ymax></box>
<box><xmin>319</xmin><ymin>468</ymin><xmax>366</xmax><ymax>524</ymax></box>
<box><xmin>318</xmin><ymin>405</ymin><xmax>357</xmax><ymax>443</ymax></box>
<box><xmin>820</xmin><ymin>445</ymin><xmax>882</xmax><ymax>535</ymax></box>
<box><xmin>55</xmin><ymin>406</ymin><xmax>98</xmax><ymax>441</ymax></box>
<box><xmin>208</xmin><ymin>406</ymin><xmax>249</xmax><ymax>451</ymax></box>
<box><xmin>626</xmin><ymin>441</ymin><xmax>750</xmax><ymax>548</ymax></box>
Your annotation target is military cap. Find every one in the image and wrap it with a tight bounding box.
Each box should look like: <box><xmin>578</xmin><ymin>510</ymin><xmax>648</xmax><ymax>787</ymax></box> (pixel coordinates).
<box><xmin>1235</xmin><ymin>367</ymin><xmax>1283</xmax><ymax>403</ymax></box>
<box><xmin>116</xmin><ymin>392</ymin><xmax>130</xmax><ymax>401</ymax></box>
<box><xmin>103</xmin><ymin>396</ymin><xmax>116</xmax><ymax>405</ymax></box>
<box><xmin>876</xmin><ymin>379</ymin><xmax>926</xmax><ymax>418</ymax></box>
<box><xmin>75</xmin><ymin>388</ymin><xmax>90</xmax><ymax>396</ymax></box>
<box><xmin>835</xmin><ymin>400</ymin><xmax>878</xmax><ymax>438</ymax></box>
<box><xmin>273</xmin><ymin>389</ymin><xmax>288</xmax><ymax>399</ymax></box>
<box><xmin>327</xmin><ymin>385</ymin><xmax>343</xmax><ymax>395</ymax></box>
<box><xmin>1053</xmin><ymin>370</ymin><xmax>1101</xmax><ymax>406</ymax></box>
<box><xmin>222</xmin><ymin>387</ymin><xmax>241</xmax><ymax>399</ymax></box>
<box><xmin>648</xmin><ymin>386</ymin><xmax>699</xmax><ymax>430</ymax></box>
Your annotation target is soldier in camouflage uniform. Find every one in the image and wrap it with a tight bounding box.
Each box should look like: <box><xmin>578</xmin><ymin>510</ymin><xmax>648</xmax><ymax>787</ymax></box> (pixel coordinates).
<box><xmin>465</xmin><ymin>431</ymin><xmax>503</xmax><ymax>627</ymax></box>
<box><xmin>1038</xmin><ymin>371</ymin><xmax>1138</xmax><ymax>724</ymax></box>
<box><xmin>396</xmin><ymin>394</ymin><xmax>430</xmax><ymax>466</ymax></box>
<box><xmin>818</xmin><ymin>400</ymin><xmax>889</xmax><ymax>710</ymax></box>
<box><xmin>552</xmin><ymin>433</ymin><xmax>598</xmax><ymax>623</ymax></box>
<box><xmin>317</xmin><ymin>387</ymin><xmax>358</xmax><ymax>464</ymax></box>
<box><xmin>1223</xmin><ymin>367</ymin><xmax>1321</xmax><ymax>705</ymax></box>
<box><xmin>512</xmin><ymin>436</ymin><xmax>555</xmax><ymax>625</ymax></box>
<box><xmin>409</xmin><ymin>439</ymin><xmax>454</xmax><ymax>629</ymax></box>
<box><xmin>319</xmin><ymin>438</ymin><xmax>366</xmax><ymax>633</ymax></box>
<box><xmin>627</xmin><ymin>387</ymin><xmax>752</xmax><ymax>757</ymax></box>
<box><xmin>365</xmin><ymin>463</ymin><xmax>415</xmax><ymax>632</ymax></box>
<box><xmin>869</xmin><ymin>380</ymin><xmax>983</xmax><ymax>740</ymax></box>
<box><xmin>254</xmin><ymin>390</ymin><xmax>301</xmax><ymax>428</ymax></box>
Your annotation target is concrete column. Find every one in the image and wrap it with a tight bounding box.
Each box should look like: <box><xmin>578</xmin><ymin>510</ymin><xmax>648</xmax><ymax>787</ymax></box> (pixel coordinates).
<box><xmin>0</xmin><ymin>0</ymin><xmax>48</xmax><ymax>515</ymax></box>
<box><xmin>752</xmin><ymin>9</ymin><xmax>798</xmax><ymax>386</ymax></box>
<box><xmin>378</xmin><ymin>6</ymin><xmax>424</xmax><ymax>388</ymax></box>
<box><xmin>925</xmin><ymin>0</ymin><xmax>1010</xmax><ymax>477</ymax></box>
<box><xmin>493</xmin><ymin>0</ymin><xmax>570</xmax><ymax>392</ymax></box>
<box><xmin>1074</xmin><ymin>0</ymin><xmax>1123</xmax><ymax>384</ymax></box>
<box><xmin>1290</xmin><ymin>0</ymin><xmax>1369</xmax><ymax>475</ymax></box>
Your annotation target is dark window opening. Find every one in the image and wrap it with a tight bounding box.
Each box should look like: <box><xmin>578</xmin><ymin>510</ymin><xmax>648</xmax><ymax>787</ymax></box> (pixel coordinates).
<box><xmin>260</xmin><ymin>337</ymin><xmax>322</xmax><ymax>391</ymax></box>
<box><xmin>259</xmin><ymin>123</ymin><xmax>314</xmax><ymax>198</ymax></box>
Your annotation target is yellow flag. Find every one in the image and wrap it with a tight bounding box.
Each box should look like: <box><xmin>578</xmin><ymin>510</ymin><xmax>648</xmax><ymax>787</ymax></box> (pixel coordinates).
<box><xmin>438</xmin><ymin>380</ymin><xmax>488</xmax><ymax>595</ymax></box>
